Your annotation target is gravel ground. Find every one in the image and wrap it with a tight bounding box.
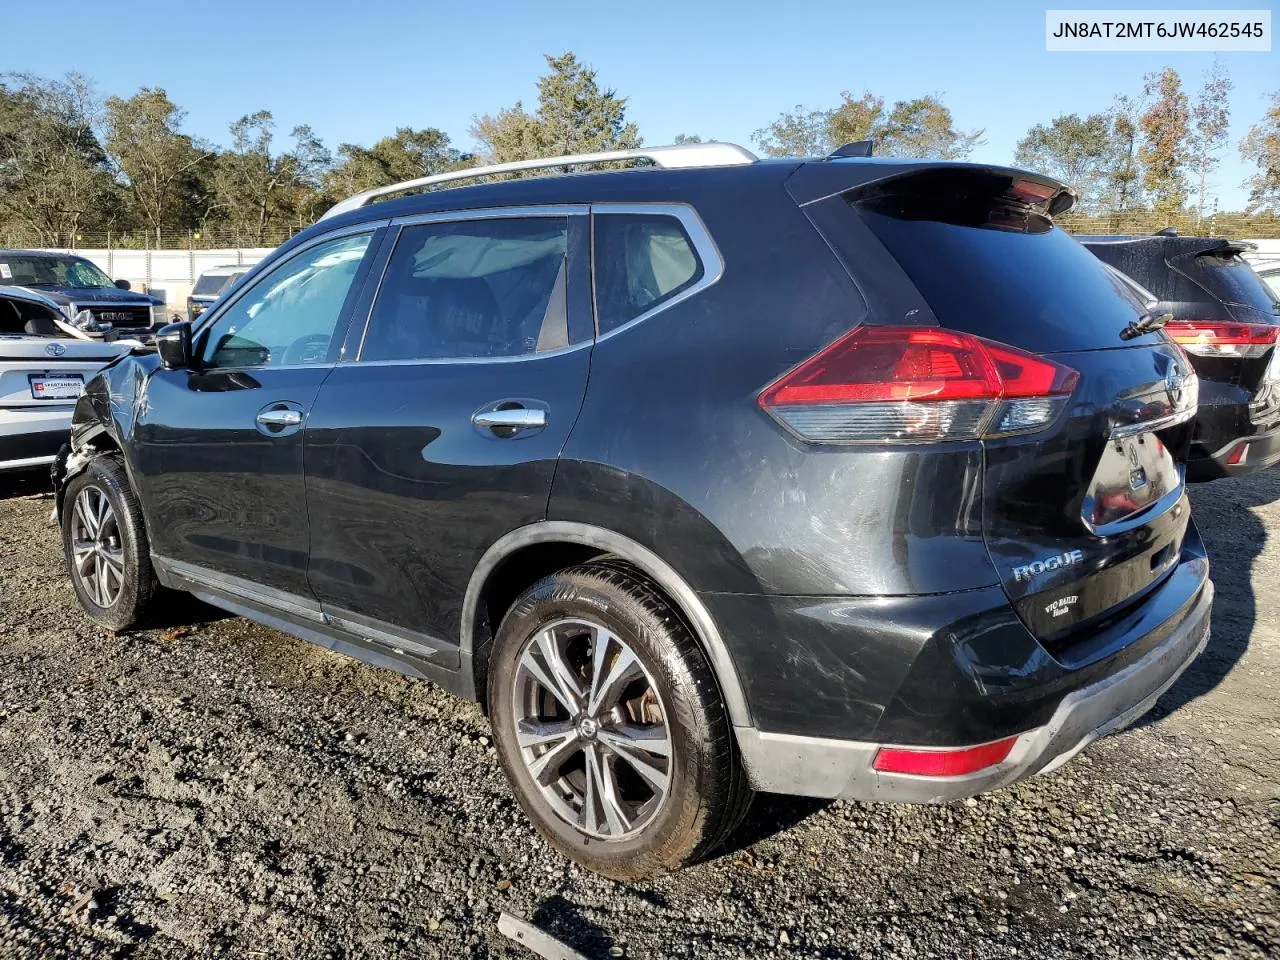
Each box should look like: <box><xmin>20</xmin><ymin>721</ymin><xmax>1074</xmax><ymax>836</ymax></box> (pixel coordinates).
<box><xmin>0</xmin><ymin>469</ymin><xmax>1276</xmax><ymax>959</ymax></box>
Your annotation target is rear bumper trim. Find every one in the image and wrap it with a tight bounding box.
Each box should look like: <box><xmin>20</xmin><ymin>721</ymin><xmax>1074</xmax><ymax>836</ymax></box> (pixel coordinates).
<box><xmin>736</xmin><ymin>579</ymin><xmax>1213</xmax><ymax>801</ymax></box>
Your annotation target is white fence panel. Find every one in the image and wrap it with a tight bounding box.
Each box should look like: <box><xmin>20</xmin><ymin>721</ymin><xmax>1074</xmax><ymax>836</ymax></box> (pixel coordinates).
<box><xmin>38</xmin><ymin>247</ymin><xmax>275</xmax><ymax>311</ymax></box>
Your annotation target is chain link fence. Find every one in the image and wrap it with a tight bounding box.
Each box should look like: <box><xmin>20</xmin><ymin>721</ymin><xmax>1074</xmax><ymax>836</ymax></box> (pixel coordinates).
<box><xmin>5</xmin><ymin>214</ymin><xmax>1280</xmax><ymax>252</ymax></box>
<box><xmin>1052</xmin><ymin>213</ymin><xmax>1280</xmax><ymax>239</ymax></box>
<box><xmin>0</xmin><ymin>226</ymin><xmax>306</xmax><ymax>251</ymax></box>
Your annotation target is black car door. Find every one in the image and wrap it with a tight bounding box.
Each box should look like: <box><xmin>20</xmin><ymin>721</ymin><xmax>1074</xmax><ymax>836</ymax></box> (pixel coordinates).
<box><xmin>131</xmin><ymin>226</ymin><xmax>383</xmax><ymax>597</ymax></box>
<box><xmin>303</xmin><ymin>209</ymin><xmax>594</xmax><ymax>660</ymax></box>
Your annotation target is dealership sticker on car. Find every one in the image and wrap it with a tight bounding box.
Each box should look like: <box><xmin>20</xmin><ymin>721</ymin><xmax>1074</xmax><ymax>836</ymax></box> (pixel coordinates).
<box><xmin>29</xmin><ymin>374</ymin><xmax>84</xmax><ymax>400</ymax></box>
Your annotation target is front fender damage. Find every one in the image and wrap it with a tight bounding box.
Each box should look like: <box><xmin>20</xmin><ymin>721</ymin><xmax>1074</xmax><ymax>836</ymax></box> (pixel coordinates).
<box><xmin>50</xmin><ymin>352</ymin><xmax>157</xmax><ymax>521</ymax></box>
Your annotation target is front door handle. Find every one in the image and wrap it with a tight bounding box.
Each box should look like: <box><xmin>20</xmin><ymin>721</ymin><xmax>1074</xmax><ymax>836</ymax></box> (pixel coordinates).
<box><xmin>257</xmin><ymin>409</ymin><xmax>303</xmax><ymax>427</ymax></box>
<box><xmin>255</xmin><ymin>401</ymin><xmax>306</xmax><ymax>437</ymax></box>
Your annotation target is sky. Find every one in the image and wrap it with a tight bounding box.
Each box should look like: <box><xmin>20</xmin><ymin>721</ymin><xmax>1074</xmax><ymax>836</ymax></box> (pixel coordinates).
<box><xmin>5</xmin><ymin>0</ymin><xmax>1277</xmax><ymax>210</ymax></box>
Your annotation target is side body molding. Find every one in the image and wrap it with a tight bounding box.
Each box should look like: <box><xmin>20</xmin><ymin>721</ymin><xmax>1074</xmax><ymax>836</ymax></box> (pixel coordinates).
<box><xmin>460</xmin><ymin>521</ymin><xmax>753</xmax><ymax>729</ymax></box>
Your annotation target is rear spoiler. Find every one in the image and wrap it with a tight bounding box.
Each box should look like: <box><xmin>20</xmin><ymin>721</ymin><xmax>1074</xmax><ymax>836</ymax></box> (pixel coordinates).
<box><xmin>785</xmin><ymin>160</ymin><xmax>1077</xmax><ymax>217</ymax></box>
<box><xmin>1080</xmin><ymin>235</ymin><xmax>1258</xmax><ymax>258</ymax></box>
<box><xmin>1189</xmin><ymin>238</ymin><xmax>1257</xmax><ymax>257</ymax></box>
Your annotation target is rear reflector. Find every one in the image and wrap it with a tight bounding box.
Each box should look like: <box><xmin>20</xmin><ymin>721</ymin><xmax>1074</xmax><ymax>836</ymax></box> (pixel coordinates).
<box><xmin>1164</xmin><ymin>320</ymin><xmax>1280</xmax><ymax>359</ymax></box>
<box><xmin>1227</xmin><ymin>442</ymin><xmax>1249</xmax><ymax>466</ymax></box>
<box><xmin>758</xmin><ymin>325</ymin><xmax>1078</xmax><ymax>443</ymax></box>
<box><xmin>873</xmin><ymin>736</ymin><xmax>1018</xmax><ymax>777</ymax></box>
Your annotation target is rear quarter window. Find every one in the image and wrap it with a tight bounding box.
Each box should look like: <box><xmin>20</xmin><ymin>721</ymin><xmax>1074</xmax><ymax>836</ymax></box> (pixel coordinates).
<box><xmin>593</xmin><ymin>213</ymin><xmax>703</xmax><ymax>335</ymax></box>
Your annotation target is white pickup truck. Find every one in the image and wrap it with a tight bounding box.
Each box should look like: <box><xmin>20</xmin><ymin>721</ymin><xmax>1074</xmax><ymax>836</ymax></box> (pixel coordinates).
<box><xmin>1</xmin><ymin>286</ymin><xmax>137</xmax><ymax>472</ymax></box>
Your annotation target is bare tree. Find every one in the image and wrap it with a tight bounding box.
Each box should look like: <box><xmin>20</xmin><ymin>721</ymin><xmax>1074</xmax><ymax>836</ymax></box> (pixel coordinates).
<box><xmin>1189</xmin><ymin>61</ymin><xmax>1233</xmax><ymax>225</ymax></box>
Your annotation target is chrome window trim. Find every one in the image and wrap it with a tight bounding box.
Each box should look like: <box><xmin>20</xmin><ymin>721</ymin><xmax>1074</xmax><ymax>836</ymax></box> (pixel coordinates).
<box><xmin>353</xmin><ymin>207</ymin><xmax>585</xmax><ymax>363</ymax></box>
<box><xmin>588</xmin><ymin>202</ymin><xmax>724</xmax><ymax>343</ymax></box>
<box><xmin>350</xmin><ymin>341</ymin><xmax>592</xmax><ymax>367</ymax></box>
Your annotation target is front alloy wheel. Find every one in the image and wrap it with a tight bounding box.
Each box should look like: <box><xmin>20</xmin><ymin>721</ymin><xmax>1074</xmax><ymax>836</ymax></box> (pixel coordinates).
<box><xmin>69</xmin><ymin>486</ymin><xmax>126</xmax><ymax>608</ymax></box>
<box><xmin>60</xmin><ymin>454</ymin><xmax>156</xmax><ymax>632</ymax></box>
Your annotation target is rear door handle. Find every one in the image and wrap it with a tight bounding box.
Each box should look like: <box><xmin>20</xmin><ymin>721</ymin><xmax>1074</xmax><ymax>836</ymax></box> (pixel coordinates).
<box><xmin>257</xmin><ymin>409</ymin><xmax>303</xmax><ymax>427</ymax></box>
<box><xmin>472</xmin><ymin>409</ymin><xmax>546</xmax><ymax>430</ymax></box>
<box><xmin>471</xmin><ymin>402</ymin><xmax>549</xmax><ymax>438</ymax></box>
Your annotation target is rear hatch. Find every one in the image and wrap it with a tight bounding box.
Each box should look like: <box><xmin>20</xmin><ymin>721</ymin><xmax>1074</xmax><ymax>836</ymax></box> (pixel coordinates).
<box><xmin>0</xmin><ymin>334</ymin><xmax>130</xmax><ymax>410</ymax></box>
<box><xmin>841</xmin><ymin>169</ymin><xmax>1198</xmax><ymax>656</ymax></box>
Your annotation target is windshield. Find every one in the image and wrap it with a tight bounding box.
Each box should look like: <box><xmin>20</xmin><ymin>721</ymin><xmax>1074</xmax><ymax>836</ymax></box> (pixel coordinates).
<box><xmin>0</xmin><ymin>255</ymin><xmax>115</xmax><ymax>289</ymax></box>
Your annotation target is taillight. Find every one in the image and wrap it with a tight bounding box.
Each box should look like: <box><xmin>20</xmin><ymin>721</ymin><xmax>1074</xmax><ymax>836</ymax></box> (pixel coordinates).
<box><xmin>1164</xmin><ymin>320</ymin><xmax>1280</xmax><ymax>358</ymax></box>
<box><xmin>757</xmin><ymin>325</ymin><xmax>1079</xmax><ymax>443</ymax></box>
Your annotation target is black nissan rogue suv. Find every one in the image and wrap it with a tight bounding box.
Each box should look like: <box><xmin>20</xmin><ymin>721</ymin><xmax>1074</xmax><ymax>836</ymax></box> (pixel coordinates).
<box><xmin>53</xmin><ymin>144</ymin><xmax>1213</xmax><ymax>880</ymax></box>
<box><xmin>1082</xmin><ymin>233</ymin><xmax>1280</xmax><ymax>481</ymax></box>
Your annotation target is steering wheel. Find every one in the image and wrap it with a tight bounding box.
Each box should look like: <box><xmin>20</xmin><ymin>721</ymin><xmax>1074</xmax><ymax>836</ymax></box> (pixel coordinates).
<box><xmin>281</xmin><ymin>333</ymin><xmax>332</xmax><ymax>365</ymax></box>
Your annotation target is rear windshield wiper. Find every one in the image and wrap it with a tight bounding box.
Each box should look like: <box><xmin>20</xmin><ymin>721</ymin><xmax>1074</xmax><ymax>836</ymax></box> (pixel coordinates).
<box><xmin>1120</xmin><ymin>310</ymin><xmax>1173</xmax><ymax>341</ymax></box>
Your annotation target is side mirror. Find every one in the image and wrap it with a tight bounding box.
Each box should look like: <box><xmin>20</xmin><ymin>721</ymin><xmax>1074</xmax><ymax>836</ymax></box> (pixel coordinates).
<box><xmin>114</xmin><ymin>279</ymin><xmax>132</xmax><ymax>291</ymax></box>
<box><xmin>155</xmin><ymin>321</ymin><xmax>193</xmax><ymax>370</ymax></box>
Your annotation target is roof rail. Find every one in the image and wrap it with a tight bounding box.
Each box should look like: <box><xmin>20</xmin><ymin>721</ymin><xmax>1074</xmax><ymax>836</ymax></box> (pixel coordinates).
<box><xmin>319</xmin><ymin>142</ymin><xmax>758</xmax><ymax>221</ymax></box>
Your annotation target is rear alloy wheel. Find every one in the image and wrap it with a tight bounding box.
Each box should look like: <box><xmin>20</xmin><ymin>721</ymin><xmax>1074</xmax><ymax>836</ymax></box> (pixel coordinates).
<box><xmin>61</xmin><ymin>454</ymin><xmax>156</xmax><ymax>631</ymax></box>
<box><xmin>489</xmin><ymin>563</ymin><xmax>752</xmax><ymax>880</ymax></box>
<box><xmin>512</xmin><ymin>617</ymin><xmax>674</xmax><ymax>840</ymax></box>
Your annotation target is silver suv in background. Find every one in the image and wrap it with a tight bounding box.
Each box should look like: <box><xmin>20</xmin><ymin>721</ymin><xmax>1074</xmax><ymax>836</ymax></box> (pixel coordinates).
<box><xmin>187</xmin><ymin>265</ymin><xmax>247</xmax><ymax>322</ymax></box>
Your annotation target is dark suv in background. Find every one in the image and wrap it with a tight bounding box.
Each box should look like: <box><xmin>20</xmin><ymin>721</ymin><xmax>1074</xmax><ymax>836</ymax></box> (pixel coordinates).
<box><xmin>1083</xmin><ymin>233</ymin><xmax>1280</xmax><ymax>480</ymax></box>
<box><xmin>54</xmin><ymin>144</ymin><xmax>1211</xmax><ymax>880</ymax></box>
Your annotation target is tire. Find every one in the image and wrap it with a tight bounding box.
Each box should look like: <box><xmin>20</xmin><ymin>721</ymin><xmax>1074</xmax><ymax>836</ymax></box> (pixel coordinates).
<box><xmin>488</xmin><ymin>562</ymin><xmax>752</xmax><ymax>880</ymax></box>
<box><xmin>60</xmin><ymin>455</ymin><xmax>157</xmax><ymax>632</ymax></box>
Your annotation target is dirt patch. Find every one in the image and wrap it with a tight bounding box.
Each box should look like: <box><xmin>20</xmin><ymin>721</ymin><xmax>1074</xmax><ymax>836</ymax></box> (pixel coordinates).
<box><xmin>0</xmin><ymin>472</ymin><xmax>1276</xmax><ymax>958</ymax></box>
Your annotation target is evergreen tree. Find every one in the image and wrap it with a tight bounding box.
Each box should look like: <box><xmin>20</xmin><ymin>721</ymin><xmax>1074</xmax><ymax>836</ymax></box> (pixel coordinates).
<box><xmin>471</xmin><ymin>53</ymin><xmax>640</xmax><ymax>164</ymax></box>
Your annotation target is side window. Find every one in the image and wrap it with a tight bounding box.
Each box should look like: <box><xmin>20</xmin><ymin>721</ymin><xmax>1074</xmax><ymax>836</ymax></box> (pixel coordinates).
<box><xmin>361</xmin><ymin>217</ymin><xmax>570</xmax><ymax>362</ymax></box>
<box><xmin>200</xmin><ymin>233</ymin><xmax>372</xmax><ymax>369</ymax></box>
<box><xmin>593</xmin><ymin>213</ymin><xmax>703</xmax><ymax>335</ymax></box>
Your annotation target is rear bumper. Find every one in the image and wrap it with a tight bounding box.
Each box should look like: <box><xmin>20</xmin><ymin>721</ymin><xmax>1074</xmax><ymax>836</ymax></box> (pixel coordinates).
<box><xmin>1190</xmin><ymin>425</ymin><xmax>1280</xmax><ymax>481</ymax></box>
<box><xmin>737</xmin><ymin>576</ymin><xmax>1212</xmax><ymax>801</ymax></box>
<box><xmin>1187</xmin><ymin>379</ymin><xmax>1280</xmax><ymax>481</ymax></box>
<box><xmin>0</xmin><ymin>408</ymin><xmax>72</xmax><ymax>471</ymax></box>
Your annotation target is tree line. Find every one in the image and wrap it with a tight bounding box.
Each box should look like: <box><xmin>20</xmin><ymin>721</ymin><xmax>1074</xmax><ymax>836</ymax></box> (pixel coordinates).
<box><xmin>2</xmin><ymin>54</ymin><xmax>1278</xmax><ymax>248</ymax></box>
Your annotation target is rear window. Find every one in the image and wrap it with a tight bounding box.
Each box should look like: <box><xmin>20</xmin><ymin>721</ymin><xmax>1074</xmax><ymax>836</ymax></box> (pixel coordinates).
<box><xmin>855</xmin><ymin>196</ymin><xmax>1156</xmax><ymax>353</ymax></box>
<box><xmin>1179</xmin><ymin>253</ymin><xmax>1280</xmax><ymax>319</ymax></box>
<box><xmin>193</xmin><ymin>274</ymin><xmax>230</xmax><ymax>296</ymax></box>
